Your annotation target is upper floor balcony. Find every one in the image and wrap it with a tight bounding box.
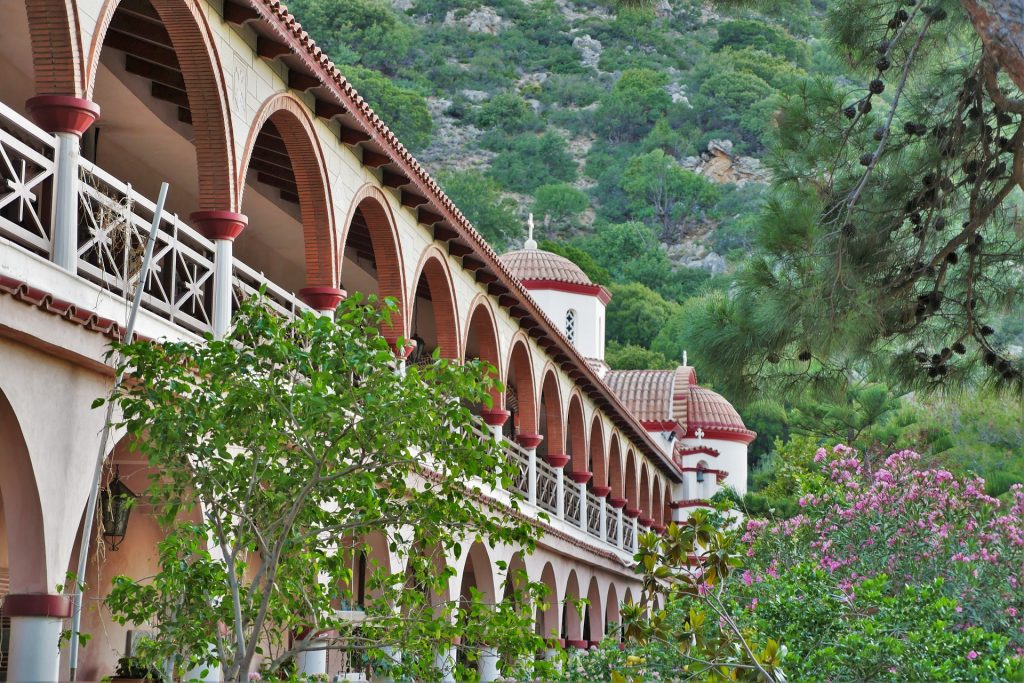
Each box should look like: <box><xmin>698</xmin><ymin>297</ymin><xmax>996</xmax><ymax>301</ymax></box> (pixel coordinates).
<box><xmin>0</xmin><ymin>99</ymin><xmax>641</xmax><ymax>556</ymax></box>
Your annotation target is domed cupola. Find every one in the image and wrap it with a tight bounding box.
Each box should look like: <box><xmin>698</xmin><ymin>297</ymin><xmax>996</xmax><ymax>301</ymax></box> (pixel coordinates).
<box><xmin>500</xmin><ymin>215</ymin><xmax>611</xmax><ymax>370</ymax></box>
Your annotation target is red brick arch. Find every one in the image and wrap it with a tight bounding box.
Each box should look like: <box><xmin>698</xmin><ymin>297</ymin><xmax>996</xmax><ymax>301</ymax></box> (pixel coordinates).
<box><xmin>588</xmin><ymin>416</ymin><xmax>607</xmax><ymax>492</ymax></box>
<box><xmin>410</xmin><ymin>247</ymin><xmax>460</xmax><ymax>360</ymax></box>
<box><xmin>87</xmin><ymin>0</ymin><xmax>236</xmax><ymax>210</ymax></box>
<box><xmin>652</xmin><ymin>477</ymin><xmax>663</xmax><ymax>527</ymax></box>
<box><xmin>608</xmin><ymin>433</ymin><xmax>623</xmax><ymax>502</ymax></box>
<box><xmin>339</xmin><ymin>185</ymin><xmax>407</xmax><ymax>344</ymax></box>
<box><xmin>639</xmin><ymin>463</ymin><xmax>651</xmax><ymax>522</ymax></box>
<box><xmin>566</xmin><ymin>392</ymin><xmax>587</xmax><ymax>474</ymax></box>
<box><xmin>464</xmin><ymin>296</ymin><xmax>503</xmax><ymax>406</ymax></box>
<box><xmin>505</xmin><ymin>336</ymin><xmax>537</xmax><ymax>439</ymax></box>
<box><xmin>26</xmin><ymin>0</ymin><xmax>84</xmax><ymax>96</ymax></box>
<box><xmin>240</xmin><ymin>94</ymin><xmax>336</xmax><ymax>287</ymax></box>
<box><xmin>539</xmin><ymin>367</ymin><xmax>564</xmax><ymax>458</ymax></box>
<box><xmin>625</xmin><ymin>449</ymin><xmax>638</xmax><ymax>513</ymax></box>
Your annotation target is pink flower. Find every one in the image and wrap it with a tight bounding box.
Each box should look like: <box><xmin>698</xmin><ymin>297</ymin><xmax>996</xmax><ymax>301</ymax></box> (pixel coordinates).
<box><xmin>967</xmin><ymin>651</ymin><xmax>978</xmax><ymax>660</ymax></box>
<box><xmin>742</xmin><ymin>571</ymin><xmax>754</xmax><ymax>586</ymax></box>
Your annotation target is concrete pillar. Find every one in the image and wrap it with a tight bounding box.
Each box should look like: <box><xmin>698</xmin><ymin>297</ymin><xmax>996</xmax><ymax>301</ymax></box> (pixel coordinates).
<box><xmin>599</xmin><ymin>496</ymin><xmax>607</xmax><ymax>542</ymax></box>
<box><xmin>299</xmin><ymin>286</ymin><xmax>347</xmax><ymax>320</ymax></box>
<box><xmin>578</xmin><ymin>482</ymin><xmax>588</xmax><ymax>530</ymax></box>
<box><xmin>190</xmin><ymin>211</ymin><xmax>248</xmax><ymax>339</ymax></box>
<box><xmin>295</xmin><ymin>638</ymin><xmax>328</xmax><ymax>678</ymax></box>
<box><xmin>527</xmin><ymin>448</ymin><xmax>537</xmax><ymax>505</ymax></box>
<box><xmin>4</xmin><ymin>593</ymin><xmax>71</xmax><ymax>682</ymax></box>
<box><xmin>631</xmin><ymin>517</ymin><xmax>639</xmax><ymax>549</ymax></box>
<box><xmin>25</xmin><ymin>96</ymin><xmax>101</xmax><ymax>272</ymax></box>
<box><xmin>477</xmin><ymin>647</ymin><xmax>500</xmax><ymax>681</ymax></box>
<box><xmin>555</xmin><ymin>468</ymin><xmax>565</xmax><ymax>521</ymax></box>
<box><xmin>434</xmin><ymin>645</ymin><xmax>457</xmax><ymax>683</ymax></box>
<box><xmin>617</xmin><ymin>507</ymin><xmax>625</xmax><ymax>549</ymax></box>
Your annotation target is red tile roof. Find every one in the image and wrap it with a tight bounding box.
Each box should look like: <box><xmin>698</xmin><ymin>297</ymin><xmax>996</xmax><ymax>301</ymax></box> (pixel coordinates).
<box><xmin>500</xmin><ymin>249</ymin><xmax>593</xmax><ymax>286</ymax></box>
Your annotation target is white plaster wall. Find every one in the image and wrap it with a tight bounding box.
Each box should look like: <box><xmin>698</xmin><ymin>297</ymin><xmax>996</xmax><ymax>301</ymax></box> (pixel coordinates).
<box><xmin>524</xmin><ymin>288</ymin><xmax>606</xmax><ymax>361</ymax></box>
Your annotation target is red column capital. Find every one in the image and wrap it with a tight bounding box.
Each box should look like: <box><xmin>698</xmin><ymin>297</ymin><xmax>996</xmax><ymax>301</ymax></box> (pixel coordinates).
<box><xmin>26</xmin><ymin>96</ymin><xmax>100</xmax><ymax>135</ymax></box>
<box><xmin>298</xmin><ymin>286</ymin><xmax>347</xmax><ymax>311</ymax></box>
<box><xmin>190</xmin><ymin>210</ymin><xmax>248</xmax><ymax>241</ymax></box>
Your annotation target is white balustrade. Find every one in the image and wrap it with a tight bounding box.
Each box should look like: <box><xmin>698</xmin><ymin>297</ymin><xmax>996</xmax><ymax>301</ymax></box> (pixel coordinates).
<box><xmin>502</xmin><ymin>438</ymin><xmax>531</xmax><ymax>496</ymax></box>
<box><xmin>534</xmin><ymin>458</ymin><xmax>559</xmax><ymax>515</ymax></box>
<box><xmin>563</xmin><ymin>483</ymin><xmax>581</xmax><ymax>527</ymax></box>
<box><xmin>586</xmin><ymin>491</ymin><xmax>602</xmax><ymax>538</ymax></box>
<box><xmin>605</xmin><ymin>505</ymin><xmax>619</xmax><ymax>546</ymax></box>
<box><xmin>0</xmin><ymin>102</ymin><xmax>56</xmax><ymax>258</ymax></box>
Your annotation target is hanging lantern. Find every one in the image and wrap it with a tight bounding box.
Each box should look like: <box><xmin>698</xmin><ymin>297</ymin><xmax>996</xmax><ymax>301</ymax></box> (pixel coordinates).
<box><xmin>408</xmin><ymin>334</ymin><xmax>426</xmax><ymax>366</ymax></box>
<box><xmin>100</xmin><ymin>467</ymin><xmax>136</xmax><ymax>551</ymax></box>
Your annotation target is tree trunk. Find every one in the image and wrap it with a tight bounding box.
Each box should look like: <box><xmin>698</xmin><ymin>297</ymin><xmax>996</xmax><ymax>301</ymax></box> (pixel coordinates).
<box><xmin>963</xmin><ymin>0</ymin><xmax>1024</xmax><ymax>90</ymax></box>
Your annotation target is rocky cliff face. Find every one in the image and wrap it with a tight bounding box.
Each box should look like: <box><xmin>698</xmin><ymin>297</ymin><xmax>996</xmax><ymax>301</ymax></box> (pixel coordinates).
<box><xmin>682</xmin><ymin>140</ymin><xmax>770</xmax><ymax>186</ymax></box>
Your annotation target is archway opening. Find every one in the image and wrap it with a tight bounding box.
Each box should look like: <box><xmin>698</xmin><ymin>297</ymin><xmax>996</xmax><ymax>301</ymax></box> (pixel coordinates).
<box><xmin>538</xmin><ymin>372</ymin><xmax>563</xmax><ymax>461</ymax></box>
<box><xmin>409</xmin><ymin>256</ymin><xmax>459</xmax><ymax>362</ymax></box>
<box><xmin>504</xmin><ymin>341</ymin><xmax>536</xmax><ymax>442</ymax></box>
<box><xmin>340</xmin><ymin>197</ymin><xmax>406</xmax><ymax>343</ymax></box>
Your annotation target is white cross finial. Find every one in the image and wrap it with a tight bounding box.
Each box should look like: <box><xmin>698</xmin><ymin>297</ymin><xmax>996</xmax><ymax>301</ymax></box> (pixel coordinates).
<box><xmin>694</xmin><ymin>428</ymin><xmax>705</xmax><ymax>440</ymax></box>
<box><xmin>524</xmin><ymin>213</ymin><xmax>537</xmax><ymax>250</ymax></box>
<box><xmin>683</xmin><ymin>350</ymin><xmax>688</xmax><ymax>367</ymax></box>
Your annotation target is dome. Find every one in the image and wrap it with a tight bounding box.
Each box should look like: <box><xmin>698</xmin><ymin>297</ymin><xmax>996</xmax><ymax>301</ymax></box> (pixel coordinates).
<box><xmin>500</xmin><ymin>248</ymin><xmax>593</xmax><ymax>287</ymax></box>
<box><xmin>685</xmin><ymin>385</ymin><xmax>755</xmax><ymax>443</ymax></box>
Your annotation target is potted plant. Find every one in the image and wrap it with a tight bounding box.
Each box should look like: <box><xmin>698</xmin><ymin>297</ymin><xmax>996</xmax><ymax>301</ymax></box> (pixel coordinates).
<box><xmin>110</xmin><ymin>655</ymin><xmax>164</xmax><ymax>682</ymax></box>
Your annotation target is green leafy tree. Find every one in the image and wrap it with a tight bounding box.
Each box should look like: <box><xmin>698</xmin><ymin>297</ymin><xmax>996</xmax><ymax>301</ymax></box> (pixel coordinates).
<box><xmin>474</xmin><ymin>92</ymin><xmax>538</xmax><ymax>133</ymax></box>
<box><xmin>606</xmin><ymin>282</ymin><xmax>680</xmax><ymax>348</ymax></box>
<box><xmin>342</xmin><ymin>65</ymin><xmax>433</xmax><ymax>151</ymax></box>
<box><xmin>595</xmin><ymin>69</ymin><xmax>672</xmax><ymax>143</ymax></box>
<box><xmin>605</xmin><ymin>342</ymin><xmax>674</xmax><ymax>370</ymax></box>
<box><xmin>488</xmin><ymin>132</ymin><xmax>577</xmax><ymax>193</ymax></box>
<box><xmin>713</xmin><ymin>19</ymin><xmax>809</xmax><ymax>66</ymax></box>
<box><xmin>622</xmin><ymin>150</ymin><xmax>721</xmax><ymax>240</ymax></box>
<box><xmin>99</xmin><ymin>296</ymin><xmax>547</xmax><ymax>681</ymax></box>
<box><xmin>532</xmin><ymin>183</ymin><xmax>589</xmax><ymax>228</ymax></box>
<box><xmin>438</xmin><ymin>169</ymin><xmax>522</xmax><ymax>250</ymax></box>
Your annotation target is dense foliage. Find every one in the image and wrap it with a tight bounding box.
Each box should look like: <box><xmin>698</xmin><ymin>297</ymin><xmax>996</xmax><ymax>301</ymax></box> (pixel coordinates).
<box><xmin>565</xmin><ymin>444</ymin><xmax>1024</xmax><ymax>681</ymax></box>
<box><xmin>98</xmin><ymin>296</ymin><xmax>549</xmax><ymax>681</ymax></box>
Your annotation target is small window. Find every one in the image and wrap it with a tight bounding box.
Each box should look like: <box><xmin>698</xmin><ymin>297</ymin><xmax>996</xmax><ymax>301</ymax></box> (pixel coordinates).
<box><xmin>566</xmin><ymin>309</ymin><xmax>577</xmax><ymax>342</ymax></box>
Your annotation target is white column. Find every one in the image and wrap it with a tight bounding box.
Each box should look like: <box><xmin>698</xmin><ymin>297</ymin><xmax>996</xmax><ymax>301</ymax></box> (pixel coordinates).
<box><xmin>578</xmin><ymin>482</ymin><xmax>588</xmax><ymax>530</ymax></box>
<box><xmin>8</xmin><ymin>615</ymin><xmax>62</xmax><ymax>682</ymax></box>
<box><xmin>617</xmin><ymin>508</ymin><xmax>625</xmax><ymax>549</ymax></box>
<box><xmin>295</xmin><ymin>638</ymin><xmax>328</xmax><ymax>678</ymax></box>
<box><xmin>527</xmin><ymin>448</ymin><xmax>537</xmax><ymax>506</ymax></box>
<box><xmin>555</xmin><ymin>468</ymin><xmax>565</xmax><ymax>521</ymax></box>
<box><xmin>599</xmin><ymin>497</ymin><xmax>607</xmax><ymax>542</ymax></box>
<box><xmin>212</xmin><ymin>238</ymin><xmax>233</xmax><ymax>339</ymax></box>
<box><xmin>434</xmin><ymin>645</ymin><xmax>457</xmax><ymax>683</ymax></box>
<box><xmin>631</xmin><ymin>517</ymin><xmax>639</xmax><ymax>547</ymax></box>
<box><xmin>477</xmin><ymin>648</ymin><xmax>500</xmax><ymax>681</ymax></box>
<box><xmin>50</xmin><ymin>132</ymin><xmax>81</xmax><ymax>271</ymax></box>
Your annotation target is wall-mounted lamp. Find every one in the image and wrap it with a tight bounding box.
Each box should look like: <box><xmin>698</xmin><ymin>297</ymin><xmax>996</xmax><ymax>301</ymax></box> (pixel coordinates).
<box><xmin>100</xmin><ymin>466</ymin><xmax>136</xmax><ymax>551</ymax></box>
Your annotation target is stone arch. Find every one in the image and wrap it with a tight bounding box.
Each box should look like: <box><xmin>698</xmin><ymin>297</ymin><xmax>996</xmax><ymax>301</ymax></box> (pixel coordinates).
<box><xmin>464</xmin><ymin>296</ymin><xmax>503</xmax><ymax>407</ymax></box>
<box><xmin>639</xmin><ymin>463</ymin><xmax>651</xmax><ymax>525</ymax></box>
<box><xmin>0</xmin><ymin>389</ymin><xmax>46</xmax><ymax>594</ymax></box>
<box><xmin>584</xmin><ymin>576</ymin><xmax>602</xmax><ymax>646</ymax></box>
<box><xmin>588</xmin><ymin>415</ymin><xmax>607</xmax><ymax>494</ymax></box>
<box><xmin>339</xmin><ymin>186</ymin><xmax>407</xmax><ymax>343</ymax></box>
<box><xmin>535</xmin><ymin>562</ymin><xmax>559</xmax><ymax>641</ymax></box>
<box><xmin>538</xmin><ymin>367</ymin><xmax>564</xmax><ymax>462</ymax></box>
<box><xmin>87</xmin><ymin>0</ymin><xmax>236</xmax><ymax>210</ymax></box>
<box><xmin>409</xmin><ymin>248</ymin><xmax>460</xmax><ymax>360</ymax></box>
<box><xmin>653</xmin><ymin>477</ymin><xmax>664</xmax><ymax>528</ymax></box>
<box><xmin>605</xmin><ymin>583</ymin><xmax>621</xmax><ymax>638</ymax></box>
<box><xmin>504</xmin><ymin>336</ymin><xmax>538</xmax><ymax>441</ymax></box>
<box><xmin>566</xmin><ymin>393</ymin><xmax>587</xmax><ymax>475</ymax></box>
<box><xmin>624</xmin><ymin>449</ymin><xmax>639</xmax><ymax>516</ymax></box>
<box><xmin>608</xmin><ymin>434</ymin><xmax>624</xmax><ymax>504</ymax></box>
<box><xmin>25</xmin><ymin>0</ymin><xmax>84</xmax><ymax>96</ymax></box>
<box><xmin>239</xmin><ymin>93</ymin><xmax>336</xmax><ymax>287</ymax></box>
<box><xmin>562</xmin><ymin>569</ymin><xmax>583</xmax><ymax>646</ymax></box>
<box><xmin>458</xmin><ymin>540</ymin><xmax>497</xmax><ymax>606</ymax></box>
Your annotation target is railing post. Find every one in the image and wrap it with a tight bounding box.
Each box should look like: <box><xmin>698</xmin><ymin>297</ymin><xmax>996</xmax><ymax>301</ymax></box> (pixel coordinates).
<box><xmin>617</xmin><ymin>508</ymin><xmax>625</xmax><ymax>550</ymax></box>
<box><xmin>555</xmin><ymin>468</ymin><xmax>565</xmax><ymax>521</ymax></box>
<box><xmin>578</xmin><ymin>482</ymin><xmax>587</xmax><ymax>529</ymax></box>
<box><xmin>631</xmin><ymin>517</ymin><xmax>639</xmax><ymax>549</ymax></box>
<box><xmin>190</xmin><ymin>211</ymin><xmax>248</xmax><ymax>339</ymax></box>
<box><xmin>25</xmin><ymin>96</ymin><xmax>100</xmax><ymax>272</ymax></box>
<box><xmin>298</xmin><ymin>286</ymin><xmax>347</xmax><ymax>319</ymax></box>
<box><xmin>599</xmin><ymin>497</ymin><xmax>607</xmax><ymax>542</ymax></box>
<box><xmin>515</xmin><ymin>433</ymin><xmax>542</xmax><ymax>507</ymax></box>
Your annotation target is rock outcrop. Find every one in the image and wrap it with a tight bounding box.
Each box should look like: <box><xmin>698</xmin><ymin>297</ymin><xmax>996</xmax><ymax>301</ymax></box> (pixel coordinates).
<box><xmin>443</xmin><ymin>7</ymin><xmax>509</xmax><ymax>34</ymax></box>
<box><xmin>573</xmin><ymin>35</ymin><xmax>602</xmax><ymax>70</ymax></box>
<box><xmin>683</xmin><ymin>139</ymin><xmax>770</xmax><ymax>186</ymax></box>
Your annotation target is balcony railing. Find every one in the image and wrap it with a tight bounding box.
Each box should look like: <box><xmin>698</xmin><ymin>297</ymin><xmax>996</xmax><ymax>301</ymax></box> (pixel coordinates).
<box><xmin>78</xmin><ymin>160</ymin><xmax>219</xmax><ymax>335</ymax></box>
<box><xmin>1</xmin><ymin>100</ymin><xmax>640</xmax><ymax>560</ymax></box>
<box><xmin>586</xmin><ymin>491</ymin><xmax>602</xmax><ymax>538</ymax></box>
<box><xmin>622</xmin><ymin>520</ymin><xmax>636</xmax><ymax>553</ymax></box>
<box><xmin>0</xmin><ymin>102</ymin><xmax>56</xmax><ymax>259</ymax></box>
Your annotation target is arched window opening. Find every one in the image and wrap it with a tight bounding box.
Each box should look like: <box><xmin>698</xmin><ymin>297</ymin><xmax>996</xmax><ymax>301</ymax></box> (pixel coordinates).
<box><xmin>565</xmin><ymin>309</ymin><xmax>577</xmax><ymax>343</ymax></box>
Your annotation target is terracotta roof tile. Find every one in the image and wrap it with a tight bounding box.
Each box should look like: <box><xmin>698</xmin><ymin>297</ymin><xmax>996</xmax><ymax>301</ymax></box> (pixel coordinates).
<box><xmin>499</xmin><ymin>249</ymin><xmax>593</xmax><ymax>286</ymax></box>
